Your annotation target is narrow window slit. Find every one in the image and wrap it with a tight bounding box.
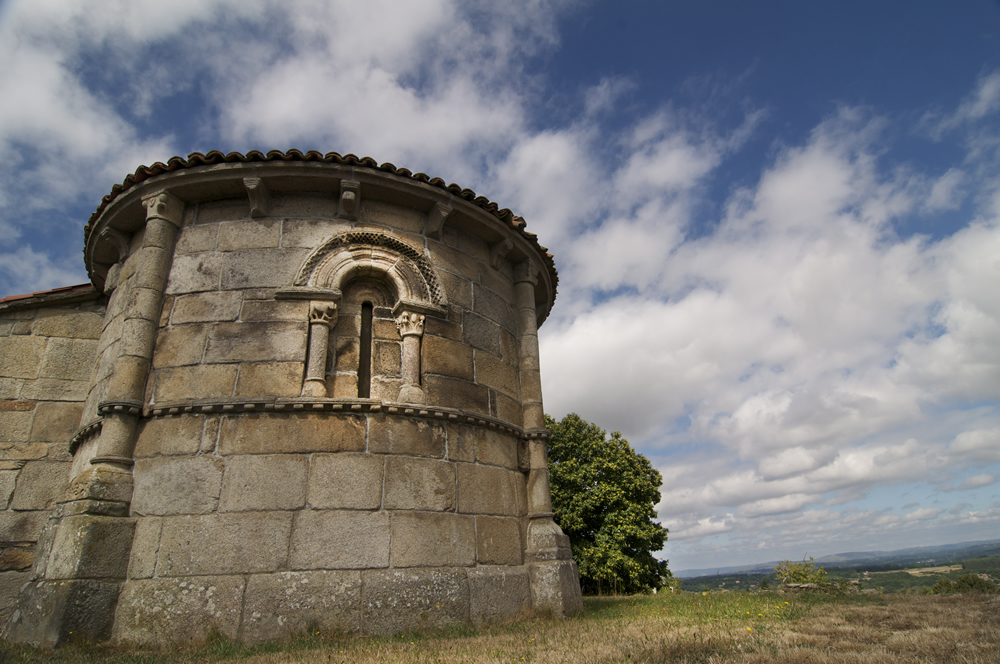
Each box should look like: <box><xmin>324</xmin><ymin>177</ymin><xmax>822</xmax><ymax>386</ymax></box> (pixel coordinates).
<box><xmin>358</xmin><ymin>301</ymin><xmax>373</xmax><ymax>398</ymax></box>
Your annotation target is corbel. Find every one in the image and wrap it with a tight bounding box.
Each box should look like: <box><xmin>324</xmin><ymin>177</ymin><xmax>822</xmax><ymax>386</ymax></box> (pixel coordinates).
<box><xmin>243</xmin><ymin>177</ymin><xmax>270</xmax><ymax>218</ymax></box>
<box><xmin>339</xmin><ymin>179</ymin><xmax>360</xmax><ymax>220</ymax></box>
<box><xmin>425</xmin><ymin>203</ymin><xmax>452</xmax><ymax>241</ymax></box>
<box><xmin>100</xmin><ymin>227</ymin><xmax>131</xmax><ymax>264</ymax></box>
<box><xmin>489</xmin><ymin>237</ymin><xmax>513</xmax><ymax>269</ymax></box>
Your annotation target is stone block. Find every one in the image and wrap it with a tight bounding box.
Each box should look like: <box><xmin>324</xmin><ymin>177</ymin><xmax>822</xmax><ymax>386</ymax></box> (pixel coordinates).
<box><xmin>479</xmin><ymin>267</ymin><xmax>515</xmax><ymax>303</ymax></box>
<box><xmin>0</xmin><ymin>470</ymin><xmax>15</xmax><ymax>507</ymax></box>
<box><xmin>372</xmin><ymin>318</ymin><xmax>400</xmax><ymax>341</ymax></box>
<box><xmin>330</xmin><ymin>372</ymin><xmax>358</xmax><ymax>399</ymax></box>
<box><xmin>204</xmin><ymin>321</ymin><xmax>307</xmax><ymax>363</ymax></box>
<box><xmin>446</xmin><ymin>425</ymin><xmax>475</xmax><ymax>463</ymax></box>
<box><xmin>151</xmin><ymin>364</ymin><xmax>238</xmax><ymax>401</ymax></box>
<box><xmin>4</xmin><ymin>578</ymin><xmax>122</xmax><ymax>647</ymax></box>
<box><xmin>0</xmin><ymin>547</ymin><xmax>32</xmax><ymax>571</ymax></box>
<box><xmin>469</xmin><ymin>566</ymin><xmax>531</xmax><ymax>625</ymax></box>
<box><xmin>422</xmin><ymin>335</ymin><xmax>473</xmax><ymax>380</ymax></box>
<box><xmin>368</xmin><ymin>415</ymin><xmax>445</xmax><ymax>457</ymax></box>
<box><xmin>270</xmin><ymin>192</ymin><xmax>338</xmax><ymax>218</ymax></box>
<box><xmin>474</xmin><ymin>350</ymin><xmax>518</xmax><ymax>398</ymax></box>
<box><xmin>280</xmin><ymin>218</ymin><xmax>350</xmax><ymax>248</ymax></box>
<box><xmin>476</xmin><ymin>516</ymin><xmax>522</xmax><ymax>566</ymax></box>
<box><xmin>372</xmin><ymin>341</ymin><xmax>401</xmax><ymax>377</ymax></box>
<box><xmin>500</xmin><ymin>328</ymin><xmax>518</xmax><ymax>366</ymax></box>
<box><xmin>235</xmin><ymin>361</ymin><xmax>304</xmax><ymax>398</ymax></box>
<box><xmin>134</xmin><ymin>415</ymin><xmax>205</xmax><ymax>458</ymax></box>
<box><xmin>495</xmin><ymin>392</ymin><xmax>523</xmax><ymax>428</ymax></box>
<box><xmin>242</xmin><ymin>570</ymin><xmax>362</xmax><ymax>643</ymax></box>
<box><xmin>0</xmin><ymin>510</ymin><xmax>46</xmax><ymax>543</ymax></box>
<box><xmin>0</xmin><ymin>570</ymin><xmax>28</xmax><ymax>610</ymax></box>
<box><xmin>29</xmin><ymin>402</ymin><xmax>82</xmax><ymax>442</ymax></box>
<box><xmin>46</xmin><ymin>514</ymin><xmax>135</xmax><ymax>580</ymax></box>
<box><xmin>164</xmin><ymin>252</ymin><xmax>222</xmax><ymax>294</ymax></box>
<box><xmin>424</xmin><ymin>375</ymin><xmax>489</xmax><ymax>415</ymax></box>
<box><xmin>438</xmin><ymin>270</ymin><xmax>472</xmax><ymax>308</ymax></box>
<box><xmin>132</xmin><ymin>456</ymin><xmax>222</xmax><ymax>516</ymax></box>
<box><xmin>10</xmin><ymin>461</ymin><xmax>70</xmax><ymax>511</ymax></box>
<box><xmin>371</xmin><ymin>376</ymin><xmax>403</xmax><ymax>402</ymax></box>
<box><xmin>151</xmin><ymin>324</ymin><xmax>208</xmax><ymax>368</ymax></box>
<box><xmin>31</xmin><ymin>311</ymin><xmax>104</xmax><ymax>339</ymax></box>
<box><xmin>0</xmin><ymin>378</ymin><xmax>23</xmax><ymax>400</ymax></box>
<box><xmin>240</xmin><ymin>299</ymin><xmax>308</xmax><ymax>322</ymax></box>
<box><xmin>427</xmin><ymin>239</ymin><xmax>479</xmax><ymax>278</ymax></box>
<box><xmin>113</xmin><ymin>575</ymin><xmax>246</xmax><ymax>645</ymax></box>
<box><xmin>383</xmin><ymin>457</ymin><xmax>455</xmax><ymax>511</ymax></box>
<box><xmin>463</xmin><ymin>312</ymin><xmax>500</xmax><ymax>355</ymax></box>
<box><xmin>362</xmin><ymin>200</ymin><xmax>424</xmax><ymax>233</ymax></box>
<box><xmin>20</xmin><ymin>379</ymin><xmax>89</xmax><ymax>401</ymax></box>
<box><xmin>529</xmin><ymin>560</ymin><xmax>583</xmax><ymax>616</ymax></box>
<box><xmin>195</xmin><ymin>197</ymin><xmax>248</xmax><ymax>224</ymax></box>
<box><xmin>474</xmin><ymin>428</ymin><xmax>518</xmax><ymax>469</ymax></box>
<box><xmin>457</xmin><ymin>464</ymin><xmax>521</xmax><ymax>516</ymax></box>
<box><xmin>308</xmin><ymin>453</ymin><xmax>383</xmax><ymax>510</ymax></box>
<box><xmin>217</xmin><ymin>218</ymin><xmax>280</xmax><ymax>251</ymax></box>
<box><xmin>390</xmin><ymin>511</ymin><xmax>474</xmax><ymax>568</ymax></box>
<box><xmin>289</xmin><ymin>510</ymin><xmax>390</xmax><ymax>570</ymax></box>
<box><xmin>157</xmin><ymin>512</ymin><xmax>292</xmax><ymax>576</ymax></box>
<box><xmin>127</xmin><ymin>517</ymin><xmax>161</xmax><ymax>579</ymax></box>
<box><xmin>473</xmin><ymin>284</ymin><xmax>515</xmax><ymax>332</ymax></box>
<box><xmin>218</xmin><ymin>413</ymin><xmax>366</xmax><ymax>455</ymax></box>
<box><xmin>333</xmin><ymin>334</ymin><xmax>359</xmax><ymax>373</ymax></box>
<box><xmin>0</xmin><ymin>411</ymin><xmax>34</xmax><ymax>443</ymax></box>
<box><xmin>174</xmin><ymin>223</ymin><xmax>218</xmax><ymax>255</ymax></box>
<box><xmin>219</xmin><ymin>454</ymin><xmax>308</xmax><ymax>512</ymax></box>
<box><xmin>220</xmin><ymin>248</ymin><xmax>309</xmax><ymax>290</ymax></box>
<box><xmin>361</xmin><ymin>568</ymin><xmax>470</xmax><ymax>634</ymax></box>
<box><xmin>0</xmin><ymin>443</ymin><xmax>47</xmax><ymax>461</ymax></box>
<box><xmin>424</xmin><ymin>316</ymin><xmax>462</xmax><ymax>341</ymax></box>
<box><xmin>0</xmin><ymin>336</ymin><xmax>46</xmax><ymax>379</ymax></box>
<box><xmin>170</xmin><ymin>291</ymin><xmax>243</xmax><ymax>324</ymax></box>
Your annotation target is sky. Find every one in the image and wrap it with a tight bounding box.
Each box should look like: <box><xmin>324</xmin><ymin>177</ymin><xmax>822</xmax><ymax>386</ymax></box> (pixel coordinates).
<box><xmin>1</xmin><ymin>0</ymin><xmax>999</xmax><ymax>572</ymax></box>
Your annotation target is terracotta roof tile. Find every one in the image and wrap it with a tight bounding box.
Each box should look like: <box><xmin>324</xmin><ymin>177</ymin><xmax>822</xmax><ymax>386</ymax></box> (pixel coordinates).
<box><xmin>0</xmin><ymin>283</ymin><xmax>98</xmax><ymax>310</ymax></box>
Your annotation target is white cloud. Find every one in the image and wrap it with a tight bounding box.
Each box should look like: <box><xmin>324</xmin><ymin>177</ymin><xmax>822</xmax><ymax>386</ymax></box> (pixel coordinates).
<box><xmin>958</xmin><ymin>474</ymin><xmax>997</xmax><ymax>491</ymax></box>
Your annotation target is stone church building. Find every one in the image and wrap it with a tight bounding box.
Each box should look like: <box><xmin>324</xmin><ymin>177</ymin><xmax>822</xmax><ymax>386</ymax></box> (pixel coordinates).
<box><xmin>0</xmin><ymin>150</ymin><xmax>582</xmax><ymax>647</ymax></box>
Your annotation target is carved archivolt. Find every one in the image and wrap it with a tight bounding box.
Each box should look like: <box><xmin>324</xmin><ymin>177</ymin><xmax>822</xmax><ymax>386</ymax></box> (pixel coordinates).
<box><xmin>293</xmin><ymin>229</ymin><xmax>446</xmax><ymax>308</ymax></box>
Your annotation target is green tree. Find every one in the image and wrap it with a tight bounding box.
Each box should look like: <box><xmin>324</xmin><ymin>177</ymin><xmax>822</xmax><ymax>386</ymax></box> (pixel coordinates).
<box><xmin>546</xmin><ymin>413</ymin><xmax>670</xmax><ymax>595</ymax></box>
<box><xmin>773</xmin><ymin>558</ymin><xmax>828</xmax><ymax>585</ymax></box>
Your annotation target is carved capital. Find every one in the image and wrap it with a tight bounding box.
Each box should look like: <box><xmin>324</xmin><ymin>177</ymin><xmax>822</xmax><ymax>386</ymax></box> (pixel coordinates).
<box><xmin>309</xmin><ymin>302</ymin><xmax>338</xmax><ymax>327</ymax></box>
<box><xmin>140</xmin><ymin>190</ymin><xmax>184</xmax><ymax>227</ymax></box>
<box><xmin>489</xmin><ymin>237</ymin><xmax>513</xmax><ymax>269</ymax></box>
<box><xmin>99</xmin><ymin>227</ymin><xmax>131</xmax><ymax>263</ymax></box>
<box><xmin>339</xmin><ymin>179</ymin><xmax>360</xmax><ymax>220</ymax></box>
<box><xmin>425</xmin><ymin>203</ymin><xmax>452</xmax><ymax>241</ymax></box>
<box><xmin>243</xmin><ymin>177</ymin><xmax>270</xmax><ymax>218</ymax></box>
<box><xmin>513</xmin><ymin>260</ymin><xmax>540</xmax><ymax>286</ymax></box>
<box><xmin>395</xmin><ymin>311</ymin><xmax>425</xmax><ymax>337</ymax></box>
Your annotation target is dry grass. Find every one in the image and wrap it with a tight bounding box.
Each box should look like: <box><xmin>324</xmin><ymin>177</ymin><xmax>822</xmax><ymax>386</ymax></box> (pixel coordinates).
<box><xmin>3</xmin><ymin>591</ymin><xmax>998</xmax><ymax>664</ymax></box>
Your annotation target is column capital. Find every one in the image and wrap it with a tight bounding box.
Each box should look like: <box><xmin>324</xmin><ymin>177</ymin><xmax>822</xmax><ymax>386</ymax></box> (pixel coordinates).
<box><xmin>309</xmin><ymin>301</ymin><xmax>338</xmax><ymax>327</ymax></box>
<box><xmin>513</xmin><ymin>260</ymin><xmax>540</xmax><ymax>286</ymax></box>
<box><xmin>141</xmin><ymin>190</ymin><xmax>184</xmax><ymax>228</ymax></box>
<box><xmin>395</xmin><ymin>311</ymin><xmax>425</xmax><ymax>338</ymax></box>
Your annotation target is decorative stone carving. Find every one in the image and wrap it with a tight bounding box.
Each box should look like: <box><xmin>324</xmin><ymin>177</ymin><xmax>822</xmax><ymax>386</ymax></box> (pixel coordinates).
<box><xmin>302</xmin><ymin>301</ymin><xmax>339</xmax><ymax>397</ymax></box>
<box><xmin>141</xmin><ymin>190</ymin><xmax>184</xmax><ymax>228</ymax></box>
<box><xmin>489</xmin><ymin>238</ymin><xmax>513</xmax><ymax>269</ymax></box>
<box><xmin>338</xmin><ymin>179</ymin><xmax>360</xmax><ymax>220</ymax></box>
<box><xmin>425</xmin><ymin>203</ymin><xmax>452</xmax><ymax>241</ymax></box>
<box><xmin>395</xmin><ymin>311</ymin><xmax>426</xmax><ymax>404</ymax></box>
<box><xmin>243</xmin><ymin>177</ymin><xmax>270</xmax><ymax>218</ymax></box>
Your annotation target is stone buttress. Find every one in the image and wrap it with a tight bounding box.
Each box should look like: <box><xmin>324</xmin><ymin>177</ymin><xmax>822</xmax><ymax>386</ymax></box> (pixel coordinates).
<box><xmin>2</xmin><ymin>151</ymin><xmax>582</xmax><ymax>647</ymax></box>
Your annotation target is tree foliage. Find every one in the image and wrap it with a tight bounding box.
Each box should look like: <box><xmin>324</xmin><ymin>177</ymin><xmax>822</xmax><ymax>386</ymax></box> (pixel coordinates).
<box><xmin>546</xmin><ymin>413</ymin><xmax>670</xmax><ymax>595</ymax></box>
<box><xmin>773</xmin><ymin>558</ymin><xmax>828</xmax><ymax>585</ymax></box>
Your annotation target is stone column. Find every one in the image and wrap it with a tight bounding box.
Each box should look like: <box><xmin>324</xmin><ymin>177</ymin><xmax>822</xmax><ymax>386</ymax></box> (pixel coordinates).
<box><xmin>514</xmin><ymin>260</ymin><xmax>583</xmax><ymax>616</ymax></box>
<box><xmin>302</xmin><ymin>302</ymin><xmax>337</xmax><ymax>397</ymax></box>
<box><xmin>4</xmin><ymin>191</ymin><xmax>184</xmax><ymax>648</ymax></box>
<box><xmin>395</xmin><ymin>310</ymin><xmax>426</xmax><ymax>404</ymax></box>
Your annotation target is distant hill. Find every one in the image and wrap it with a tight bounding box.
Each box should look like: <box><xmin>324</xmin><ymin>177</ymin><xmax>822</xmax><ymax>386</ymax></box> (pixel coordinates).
<box><xmin>674</xmin><ymin>538</ymin><xmax>1000</xmax><ymax>578</ymax></box>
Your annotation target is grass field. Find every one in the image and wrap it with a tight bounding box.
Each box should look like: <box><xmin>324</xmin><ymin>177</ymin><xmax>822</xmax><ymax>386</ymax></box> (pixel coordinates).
<box><xmin>2</xmin><ymin>591</ymin><xmax>998</xmax><ymax>663</ymax></box>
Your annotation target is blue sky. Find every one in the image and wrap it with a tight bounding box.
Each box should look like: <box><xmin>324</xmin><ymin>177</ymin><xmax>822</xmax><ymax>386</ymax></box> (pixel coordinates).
<box><xmin>2</xmin><ymin>0</ymin><xmax>999</xmax><ymax>572</ymax></box>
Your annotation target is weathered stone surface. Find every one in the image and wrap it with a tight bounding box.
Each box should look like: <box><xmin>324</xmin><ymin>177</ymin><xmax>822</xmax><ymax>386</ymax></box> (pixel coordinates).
<box><xmin>457</xmin><ymin>464</ymin><xmax>522</xmax><ymax>516</ymax></box>
<box><xmin>422</xmin><ymin>335</ymin><xmax>473</xmax><ymax>380</ymax></box>
<box><xmin>10</xmin><ymin>461</ymin><xmax>70</xmax><ymax>511</ymax></box>
<box><xmin>383</xmin><ymin>457</ymin><xmax>454</xmax><ymax>512</ymax></box>
<box><xmin>219</xmin><ymin>454</ymin><xmax>308</xmax><ymax>512</ymax></box>
<box><xmin>424</xmin><ymin>317</ymin><xmax>462</xmax><ymax>341</ymax></box>
<box><xmin>0</xmin><ymin>470</ymin><xmax>16</xmax><ymax>507</ymax></box>
<box><xmin>290</xmin><ymin>510</ymin><xmax>390</xmax><ymax>570</ymax></box>
<box><xmin>372</xmin><ymin>341</ymin><xmax>401</xmax><ymax>377</ymax></box>
<box><xmin>171</xmin><ymin>291</ymin><xmax>243</xmax><ymax>324</ymax></box>
<box><xmin>113</xmin><ymin>575</ymin><xmax>246</xmax><ymax>645</ymax></box>
<box><xmin>174</xmin><ymin>223</ymin><xmax>218</xmax><ymax>255</ymax></box>
<box><xmin>280</xmin><ymin>218</ymin><xmax>350</xmax><ymax>248</ymax></box>
<box><xmin>271</xmin><ymin>192</ymin><xmax>338</xmax><ymax>218</ymax></box>
<box><xmin>463</xmin><ymin>312</ymin><xmax>500</xmax><ymax>355</ymax></box>
<box><xmin>424</xmin><ymin>375</ymin><xmax>489</xmax><ymax>415</ymax></box>
<box><xmin>469</xmin><ymin>566</ymin><xmax>531</xmax><ymax>625</ymax></box>
<box><xmin>437</xmin><ymin>270</ymin><xmax>472</xmax><ymax>308</ymax></box>
<box><xmin>390</xmin><ymin>512</ymin><xmax>474</xmax><ymax>568</ymax></box>
<box><xmin>31</xmin><ymin>311</ymin><xmax>104</xmax><ymax>339</ymax></box>
<box><xmin>239</xmin><ymin>299</ymin><xmax>308</xmax><ymax>322</ymax></box>
<box><xmin>218</xmin><ymin>414</ymin><xmax>366</xmax><ymax>455</ymax></box>
<box><xmin>242</xmin><ymin>570</ymin><xmax>362</xmax><ymax>643</ymax></box>
<box><xmin>361</xmin><ymin>568</ymin><xmax>470</xmax><ymax>634</ymax></box>
<box><xmin>427</xmin><ymin>240</ymin><xmax>479</xmax><ymax>278</ymax></box>
<box><xmin>474</xmin><ymin>429</ymin><xmax>518</xmax><ymax>469</ymax></box>
<box><xmin>151</xmin><ymin>324</ymin><xmax>208</xmax><ymax>368</ymax></box>
<box><xmin>46</xmin><ymin>514</ymin><xmax>135</xmax><ymax>580</ymax></box>
<box><xmin>220</xmin><ymin>248</ymin><xmax>309</xmax><ymax>290</ymax></box>
<box><xmin>0</xmin><ymin>547</ymin><xmax>33</xmax><ymax>571</ymax></box>
<box><xmin>132</xmin><ymin>456</ymin><xmax>223</xmax><ymax>516</ymax></box>
<box><xmin>3</xmin><ymin>578</ymin><xmax>122</xmax><ymax>647</ymax></box>
<box><xmin>308</xmin><ymin>453</ymin><xmax>383</xmax><ymax>510</ymax></box>
<box><xmin>29</xmin><ymin>402</ymin><xmax>82</xmax><ymax>442</ymax></box>
<box><xmin>0</xmin><ymin>511</ymin><xmax>46</xmax><ymax>545</ymax></box>
<box><xmin>500</xmin><ymin>328</ymin><xmax>518</xmax><ymax>366</ymax></box>
<box><xmin>474</xmin><ymin>351</ymin><xmax>518</xmax><ymax>398</ymax></box>
<box><xmin>0</xmin><ymin>378</ymin><xmax>23</xmax><ymax>400</ymax></box>
<box><xmin>0</xmin><ymin>442</ymin><xmax>47</xmax><ymax>461</ymax></box>
<box><xmin>446</xmin><ymin>425</ymin><xmax>475</xmax><ymax>463</ymax></box>
<box><xmin>157</xmin><ymin>512</ymin><xmax>292</xmax><ymax>576</ymax></box>
<box><xmin>195</xmin><ymin>197</ymin><xmax>247</xmax><ymax>224</ymax></box>
<box><xmin>204</xmin><ymin>321</ymin><xmax>307</xmax><ymax>363</ymax></box>
<box><xmin>0</xmin><ymin>336</ymin><xmax>46</xmax><ymax>379</ymax></box>
<box><xmin>134</xmin><ymin>415</ymin><xmax>206</xmax><ymax>458</ymax></box>
<box><xmin>473</xmin><ymin>284</ymin><xmax>515</xmax><ymax>332</ymax></box>
<box><xmin>495</xmin><ymin>392</ymin><xmax>524</xmax><ymax>428</ymax></box>
<box><xmin>152</xmin><ymin>364</ymin><xmax>238</xmax><ymax>401</ymax></box>
<box><xmin>0</xmin><ymin>411</ymin><xmax>34</xmax><ymax>443</ymax></box>
<box><xmin>368</xmin><ymin>415</ymin><xmax>445</xmax><ymax>457</ymax></box>
<box><xmin>234</xmin><ymin>361</ymin><xmax>304</xmax><ymax>397</ymax></box>
<box><xmin>164</xmin><ymin>252</ymin><xmax>222</xmax><ymax>294</ymax></box>
<box><xmin>127</xmin><ymin>517</ymin><xmax>161</xmax><ymax>580</ymax></box>
<box><xmin>476</xmin><ymin>516</ymin><xmax>523</xmax><ymax>566</ymax></box>
<box><xmin>0</xmin><ymin>570</ymin><xmax>28</xmax><ymax>610</ymax></box>
<box><xmin>20</xmin><ymin>378</ymin><xmax>89</xmax><ymax>401</ymax></box>
<box><xmin>218</xmin><ymin>218</ymin><xmax>280</xmax><ymax>251</ymax></box>
<box><xmin>529</xmin><ymin>560</ymin><xmax>583</xmax><ymax>616</ymax></box>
